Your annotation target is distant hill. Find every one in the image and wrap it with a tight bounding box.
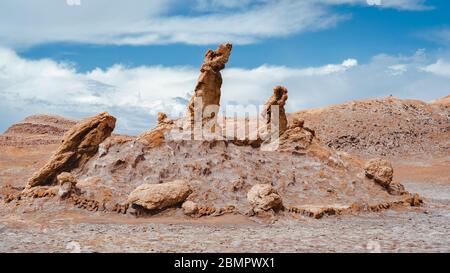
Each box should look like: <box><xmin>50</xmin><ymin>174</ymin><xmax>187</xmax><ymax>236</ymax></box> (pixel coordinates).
<box><xmin>0</xmin><ymin>114</ymin><xmax>77</xmax><ymax>146</ymax></box>
<box><xmin>292</xmin><ymin>96</ymin><xmax>450</xmax><ymax>158</ymax></box>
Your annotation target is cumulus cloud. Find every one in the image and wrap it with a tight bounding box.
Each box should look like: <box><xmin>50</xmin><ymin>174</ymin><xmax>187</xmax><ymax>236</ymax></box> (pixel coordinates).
<box><xmin>421</xmin><ymin>59</ymin><xmax>450</xmax><ymax>78</ymax></box>
<box><xmin>0</xmin><ymin>47</ymin><xmax>448</xmax><ymax>135</ymax></box>
<box><xmin>0</xmin><ymin>0</ymin><xmax>431</xmax><ymax>48</ymax></box>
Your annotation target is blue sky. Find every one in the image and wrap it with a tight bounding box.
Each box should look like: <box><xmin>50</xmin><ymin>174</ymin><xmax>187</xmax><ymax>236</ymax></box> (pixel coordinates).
<box><xmin>17</xmin><ymin>0</ymin><xmax>450</xmax><ymax>70</ymax></box>
<box><xmin>0</xmin><ymin>0</ymin><xmax>449</xmax><ymax>134</ymax></box>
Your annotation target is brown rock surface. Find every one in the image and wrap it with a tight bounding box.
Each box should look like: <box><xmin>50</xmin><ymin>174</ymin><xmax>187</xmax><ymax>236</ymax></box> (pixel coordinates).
<box><xmin>247</xmin><ymin>184</ymin><xmax>283</xmax><ymax>213</ymax></box>
<box><xmin>57</xmin><ymin>172</ymin><xmax>77</xmax><ymax>199</ymax></box>
<box><xmin>364</xmin><ymin>158</ymin><xmax>394</xmax><ymax>187</ymax></box>
<box><xmin>187</xmin><ymin>43</ymin><xmax>232</xmax><ymax>126</ymax></box>
<box><xmin>262</xmin><ymin>86</ymin><xmax>289</xmax><ymax>135</ymax></box>
<box><xmin>127</xmin><ymin>180</ymin><xmax>192</xmax><ymax>211</ymax></box>
<box><xmin>157</xmin><ymin>112</ymin><xmax>174</xmax><ymax>126</ymax></box>
<box><xmin>182</xmin><ymin>200</ymin><xmax>199</xmax><ymax>215</ymax></box>
<box><xmin>26</xmin><ymin>112</ymin><xmax>116</xmax><ymax>188</ymax></box>
<box><xmin>431</xmin><ymin>94</ymin><xmax>450</xmax><ymax>105</ymax></box>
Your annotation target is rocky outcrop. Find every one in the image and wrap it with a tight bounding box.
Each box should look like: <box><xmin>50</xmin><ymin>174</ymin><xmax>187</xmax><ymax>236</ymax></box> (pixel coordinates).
<box><xmin>137</xmin><ymin>128</ymin><xmax>166</xmax><ymax>148</ymax></box>
<box><xmin>364</xmin><ymin>157</ymin><xmax>406</xmax><ymax>196</ymax></box>
<box><xmin>247</xmin><ymin>184</ymin><xmax>283</xmax><ymax>213</ymax></box>
<box><xmin>262</xmin><ymin>86</ymin><xmax>288</xmax><ymax>135</ymax></box>
<box><xmin>127</xmin><ymin>180</ymin><xmax>192</xmax><ymax>211</ymax></box>
<box><xmin>187</xmin><ymin>43</ymin><xmax>232</xmax><ymax>127</ymax></box>
<box><xmin>278</xmin><ymin>118</ymin><xmax>315</xmax><ymax>152</ymax></box>
<box><xmin>157</xmin><ymin>112</ymin><xmax>174</xmax><ymax>126</ymax></box>
<box><xmin>57</xmin><ymin>172</ymin><xmax>77</xmax><ymax>199</ymax></box>
<box><xmin>364</xmin><ymin>158</ymin><xmax>393</xmax><ymax>187</ymax></box>
<box><xmin>26</xmin><ymin>112</ymin><xmax>116</xmax><ymax>188</ymax></box>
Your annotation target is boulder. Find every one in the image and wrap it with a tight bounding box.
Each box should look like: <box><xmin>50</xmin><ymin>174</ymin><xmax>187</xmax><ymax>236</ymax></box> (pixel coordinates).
<box><xmin>127</xmin><ymin>180</ymin><xmax>192</xmax><ymax>211</ymax></box>
<box><xmin>364</xmin><ymin>158</ymin><xmax>394</xmax><ymax>186</ymax></box>
<box><xmin>27</xmin><ymin>112</ymin><xmax>116</xmax><ymax>187</ymax></box>
<box><xmin>247</xmin><ymin>184</ymin><xmax>283</xmax><ymax>212</ymax></box>
<box><xmin>182</xmin><ymin>200</ymin><xmax>198</xmax><ymax>215</ymax></box>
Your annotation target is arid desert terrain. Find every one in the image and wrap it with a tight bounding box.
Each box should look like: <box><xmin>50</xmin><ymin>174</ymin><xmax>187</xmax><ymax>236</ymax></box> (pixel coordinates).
<box><xmin>0</xmin><ymin>94</ymin><xmax>448</xmax><ymax>252</ymax></box>
<box><xmin>0</xmin><ymin>44</ymin><xmax>449</xmax><ymax>253</ymax></box>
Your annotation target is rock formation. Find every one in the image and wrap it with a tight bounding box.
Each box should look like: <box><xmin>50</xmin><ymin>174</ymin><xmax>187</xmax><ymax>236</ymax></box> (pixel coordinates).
<box><xmin>364</xmin><ymin>158</ymin><xmax>393</xmax><ymax>187</ymax></box>
<box><xmin>26</xmin><ymin>112</ymin><xmax>116</xmax><ymax>188</ymax></box>
<box><xmin>182</xmin><ymin>200</ymin><xmax>199</xmax><ymax>215</ymax></box>
<box><xmin>187</xmin><ymin>43</ymin><xmax>232</xmax><ymax>127</ymax></box>
<box><xmin>57</xmin><ymin>172</ymin><xmax>77</xmax><ymax>199</ymax></box>
<box><xmin>247</xmin><ymin>184</ymin><xmax>283</xmax><ymax>213</ymax></box>
<box><xmin>127</xmin><ymin>180</ymin><xmax>192</xmax><ymax>211</ymax></box>
<box><xmin>157</xmin><ymin>112</ymin><xmax>174</xmax><ymax>126</ymax></box>
<box><xmin>0</xmin><ymin>44</ymin><xmax>428</xmax><ymax>224</ymax></box>
<box><xmin>137</xmin><ymin>112</ymin><xmax>175</xmax><ymax>148</ymax></box>
<box><xmin>262</xmin><ymin>86</ymin><xmax>288</xmax><ymax>135</ymax></box>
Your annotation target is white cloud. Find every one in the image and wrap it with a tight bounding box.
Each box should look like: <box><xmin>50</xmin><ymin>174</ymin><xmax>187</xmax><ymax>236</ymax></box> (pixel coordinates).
<box><xmin>420</xmin><ymin>27</ymin><xmax>450</xmax><ymax>47</ymax></box>
<box><xmin>0</xmin><ymin>0</ymin><xmax>430</xmax><ymax>48</ymax></box>
<box><xmin>387</xmin><ymin>64</ymin><xmax>407</xmax><ymax>75</ymax></box>
<box><xmin>421</xmin><ymin>59</ymin><xmax>450</xmax><ymax>78</ymax></box>
<box><xmin>322</xmin><ymin>0</ymin><xmax>430</xmax><ymax>10</ymax></box>
<box><xmin>0</xmin><ymin>47</ymin><xmax>448</xmax><ymax>135</ymax></box>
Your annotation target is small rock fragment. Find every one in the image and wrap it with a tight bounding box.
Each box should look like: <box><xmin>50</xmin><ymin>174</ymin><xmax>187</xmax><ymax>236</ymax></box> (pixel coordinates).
<box><xmin>182</xmin><ymin>200</ymin><xmax>198</xmax><ymax>215</ymax></box>
<box><xmin>57</xmin><ymin>172</ymin><xmax>77</xmax><ymax>199</ymax></box>
<box><xmin>247</xmin><ymin>184</ymin><xmax>283</xmax><ymax>213</ymax></box>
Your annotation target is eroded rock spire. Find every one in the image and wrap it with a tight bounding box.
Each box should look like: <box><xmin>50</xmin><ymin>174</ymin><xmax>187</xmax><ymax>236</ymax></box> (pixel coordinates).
<box><xmin>187</xmin><ymin>43</ymin><xmax>232</xmax><ymax>126</ymax></box>
<box><xmin>262</xmin><ymin>85</ymin><xmax>288</xmax><ymax>135</ymax></box>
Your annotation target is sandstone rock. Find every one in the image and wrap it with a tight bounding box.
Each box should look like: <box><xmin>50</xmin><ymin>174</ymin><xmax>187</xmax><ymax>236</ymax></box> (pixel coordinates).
<box><xmin>262</xmin><ymin>86</ymin><xmax>288</xmax><ymax>135</ymax></box>
<box><xmin>57</xmin><ymin>172</ymin><xmax>77</xmax><ymax>199</ymax></box>
<box><xmin>364</xmin><ymin>158</ymin><xmax>394</xmax><ymax>187</ymax></box>
<box><xmin>57</xmin><ymin>172</ymin><xmax>77</xmax><ymax>186</ymax></box>
<box><xmin>182</xmin><ymin>200</ymin><xmax>198</xmax><ymax>215</ymax></box>
<box><xmin>278</xmin><ymin>125</ymin><xmax>315</xmax><ymax>152</ymax></box>
<box><xmin>387</xmin><ymin>182</ymin><xmax>407</xmax><ymax>195</ymax></box>
<box><xmin>187</xmin><ymin>43</ymin><xmax>232</xmax><ymax>126</ymax></box>
<box><xmin>291</xmin><ymin>118</ymin><xmax>304</xmax><ymax>128</ymax></box>
<box><xmin>247</xmin><ymin>184</ymin><xmax>283</xmax><ymax>212</ymax></box>
<box><xmin>58</xmin><ymin>182</ymin><xmax>73</xmax><ymax>199</ymax></box>
<box><xmin>137</xmin><ymin>112</ymin><xmax>176</xmax><ymax>147</ymax></box>
<box><xmin>127</xmin><ymin>180</ymin><xmax>192</xmax><ymax>211</ymax></box>
<box><xmin>76</xmin><ymin>176</ymin><xmax>114</xmax><ymax>210</ymax></box>
<box><xmin>137</xmin><ymin>128</ymin><xmax>166</xmax><ymax>148</ymax></box>
<box><xmin>26</xmin><ymin>112</ymin><xmax>116</xmax><ymax>187</ymax></box>
<box><xmin>157</xmin><ymin>112</ymin><xmax>174</xmax><ymax>126</ymax></box>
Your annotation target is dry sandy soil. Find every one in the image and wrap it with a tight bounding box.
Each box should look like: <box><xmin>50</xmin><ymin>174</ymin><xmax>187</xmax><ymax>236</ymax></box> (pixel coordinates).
<box><xmin>0</xmin><ymin>96</ymin><xmax>449</xmax><ymax>253</ymax></box>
